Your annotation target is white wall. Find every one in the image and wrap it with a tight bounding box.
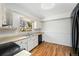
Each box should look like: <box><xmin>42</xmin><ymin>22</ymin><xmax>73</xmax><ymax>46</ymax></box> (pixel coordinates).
<box><xmin>42</xmin><ymin>13</ymin><xmax>70</xmax><ymax>21</ymax></box>
<box><xmin>42</xmin><ymin>18</ymin><xmax>72</xmax><ymax>47</ymax></box>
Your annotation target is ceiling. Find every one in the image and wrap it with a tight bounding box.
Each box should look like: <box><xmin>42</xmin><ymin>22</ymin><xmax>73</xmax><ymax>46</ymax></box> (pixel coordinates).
<box><xmin>5</xmin><ymin>3</ymin><xmax>77</xmax><ymax>21</ymax></box>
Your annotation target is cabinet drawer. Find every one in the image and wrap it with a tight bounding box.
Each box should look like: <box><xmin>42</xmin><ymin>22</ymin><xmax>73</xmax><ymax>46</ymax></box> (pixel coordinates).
<box><xmin>28</xmin><ymin>36</ymin><xmax>38</xmax><ymax>42</ymax></box>
<box><xmin>28</xmin><ymin>38</ymin><xmax>38</xmax><ymax>44</ymax></box>
<box><xmin>22</xmin><ymin>39</ymin><xmax>28</xmax><ymax>44</ymax></box>
<box><xmin>22</xmin><ymin>43</ymin><xmax>28</xmax><ymax>50</ymax></box>
<box><xmin>14</xmin><ymin>40</ymin><xmax>22</xmax><ymax>45</ymax></box>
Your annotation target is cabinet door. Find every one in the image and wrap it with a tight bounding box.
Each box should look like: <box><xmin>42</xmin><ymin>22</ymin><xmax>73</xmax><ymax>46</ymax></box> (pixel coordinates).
<box><xmin>0</xmin><ymin>4</ymin><xmax>13</xmax><ymax>27</ymax></box>
<box><xmin>14</xmin><ymin>40</ymin><xmax>23</xmax><ymax>49</ymax></box>
<box><xmin>32</xmin><ymin>40</ymin><xmax>38</xmax><ymax>48</ymax></box>
<box><xmin>28</xmin><ymin>39</ymin><xmax>38</xmax><ymax>51</ymax></box>
<box><xmin>0</xmin><ymin>4</ymin><xmax>2</xmax><ymax>27</ymax></box>
<box><xmin>28</xmin><ymin>42</ymin><xmax>34</xmax><ymax>51</ymax></box>
<box><xmin>28</xmin><ymin>34</ymin><xmax>38</xmax><ymax>51</ymax></box>
<box><xmin>1</xmin><ymin>4</ymin><xmax>6</xmax><ymax>25</ymax></box>
<box><xmin>6</xmin><ymin>10</ymin><xmax>13</xmax><ymax>26</ymax></box>
<box><xmin>33</xmin><ymin>21</ymin><xmax>42</xmax><ymax>29</ymax></box>
<box><xmin>14</xmin><ymin>38</ymin><xmax>28</xmax><ymax>50</ymax></box>
<box><xmin>33</xmin><ymin>34</ymin><xmax>38</xmax><ymax>42</ymax></box>
<box><xmin>27</xmin><ymin>36</ymin><xmax>33</xmax><ymax>51</ymax></box>
<box><xmin>12</xmin><ymin>12</ymin><xmax>20</xmax><ymax>31</ymax></box>
<box><xmin>32</xmin><ymin>34</ymin><xmax>38</xmax><ymax>49</ymax></box>
<box><xmin>21</xmin><ymin>39</ymin><xmax>28</xmax><ymax>50</ymax></box>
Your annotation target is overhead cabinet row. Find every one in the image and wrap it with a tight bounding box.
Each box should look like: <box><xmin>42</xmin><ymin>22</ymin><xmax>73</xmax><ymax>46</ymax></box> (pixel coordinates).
<box><xmin>0</xmin><ymin>4</ymin><xmax>42</xmax><ymax>31</ymax></box>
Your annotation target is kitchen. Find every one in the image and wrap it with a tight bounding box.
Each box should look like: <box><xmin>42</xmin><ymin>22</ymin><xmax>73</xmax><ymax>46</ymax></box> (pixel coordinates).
<box><xmin>0</xmin><ymin>3</ymin><xmax>78</xmax><ymax>56</ymax></box>
<box><xmin>0</xmin><ymin>3</ymin><xmax>43</xmax><ymax>56</ymax></box>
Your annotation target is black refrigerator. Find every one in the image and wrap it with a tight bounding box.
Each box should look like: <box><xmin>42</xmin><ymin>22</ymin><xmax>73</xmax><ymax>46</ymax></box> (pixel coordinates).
<box><xmin>71</xmin><ymin>3</ymin><xmax>79</xmax><ymax>55</ymax></box>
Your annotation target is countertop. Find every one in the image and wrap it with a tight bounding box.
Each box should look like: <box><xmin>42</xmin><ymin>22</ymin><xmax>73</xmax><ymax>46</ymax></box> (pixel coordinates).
<box><xmin>36</xmin><ymin>32</ymin><xmax>44</xmax><ymax>35</ymax></box>
<box><xmin>0</xmin><ymin>32</ymin><xmax>44</xmax><ymax>44</ymax></box>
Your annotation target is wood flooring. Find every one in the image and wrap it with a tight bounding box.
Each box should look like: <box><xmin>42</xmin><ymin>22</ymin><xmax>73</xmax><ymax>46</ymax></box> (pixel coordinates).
<box><xmin>31</xmin><ymin>42</ymin><xmax>73</xmax><ymax>56</ymax></box>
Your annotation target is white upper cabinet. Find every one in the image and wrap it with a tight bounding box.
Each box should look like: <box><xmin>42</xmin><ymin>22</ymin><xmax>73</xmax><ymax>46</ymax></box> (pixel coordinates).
<box><xmin>2</xmin><ymin>4</ymin><xmax>7</xmax><ymax>26</ymax></box>
<box><xmin>32</xmin><ymin>20</ymin><xmax>42</xmax><ymax>30</ymax></box>
<box><xmin>12</xmin><ymin>12</ymin><xmax>20</xmax><ymax>28</ymax></box>
<box><xmin>0</xmin><ymin>4</ymin><xmax>2</xmax><ymax>27</ymax></box>
<box><xmin>6</xmin><ymin>9</ymin><xmax>13</xmax><ymax>26</ymax></box>
<box><xmin>0</xmin><ymin>4</ymin><xmax>13</xmax><ymax>27</ymax></box>
<box><xmin>0</xmin><ymin>4</ymin><xmax>42</xmax><ymax>31</ymax></box>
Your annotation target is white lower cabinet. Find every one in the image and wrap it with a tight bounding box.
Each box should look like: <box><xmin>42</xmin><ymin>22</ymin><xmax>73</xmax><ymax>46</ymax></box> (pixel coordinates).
<box><xmin>27</xmin><ymin>34</ymin><xmax>38</xmax><ymax>51</ymax></box>
<box><xmin>21</xmin><ymin>39</ymin><xmax>28</xmax><ymax>50</ymax></box>
<box><xmin>14</xmin><ymin>33</ymin><xmax>38</xmax><ymax>51</ymax></box>
<box><xmin>28</xmin><ymin>42</ymin><xmax>34</xmax><ymax>51</ymax></box>
<box><xmin>14</xmin><ymin>38</ymin><xmax>28</xmax><ymax>51</ymax></box>
<box><xmin>14</xmin><ymin>40</ymin><xmax>23</xmax><ymax>49</ymax></box>
<box><xmin>28</xmin><ymin>41</ymin><xmax>38</xmax><ymax>51</ymax></box>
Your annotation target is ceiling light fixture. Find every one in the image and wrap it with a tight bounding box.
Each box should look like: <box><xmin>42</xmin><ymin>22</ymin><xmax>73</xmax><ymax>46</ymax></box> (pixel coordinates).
<box><xmin>41</xmin><ymin>3</ymin><xmax>55</xmax><ymax>10</ymax></box>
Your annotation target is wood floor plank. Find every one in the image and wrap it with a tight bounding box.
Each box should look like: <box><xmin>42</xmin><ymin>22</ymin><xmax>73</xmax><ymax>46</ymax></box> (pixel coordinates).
<box><xmin>31</xmin><ymin>42</ymin><xmax>73</xmax><ymax>56</ymax></box>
